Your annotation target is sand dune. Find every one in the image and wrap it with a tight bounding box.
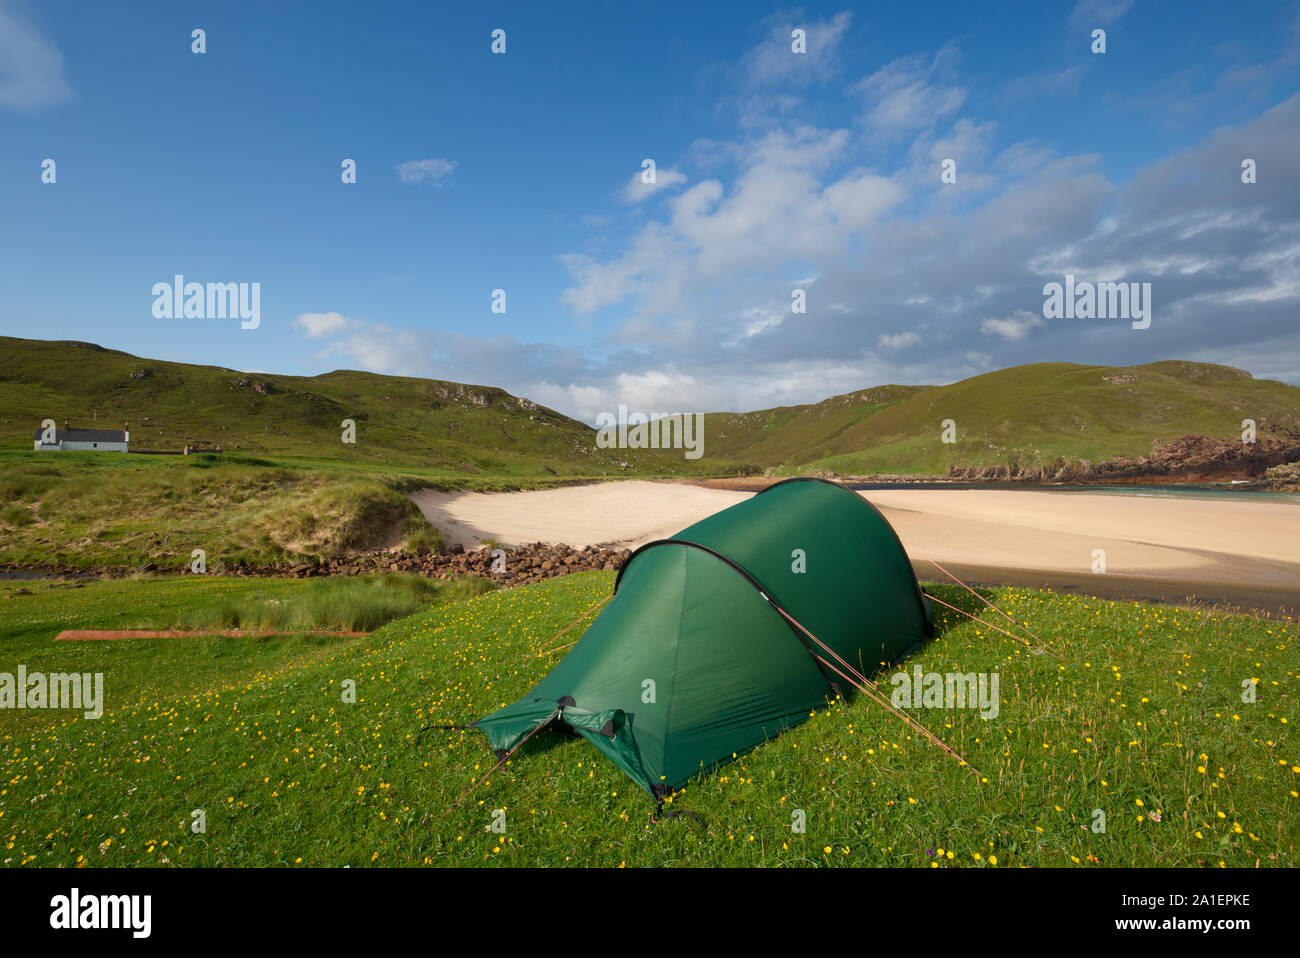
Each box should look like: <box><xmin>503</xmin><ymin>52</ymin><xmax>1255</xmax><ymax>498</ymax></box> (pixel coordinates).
<box><xmin>410</xmin><ymin>481</ymin><xmax>1300</xmax><ymax>592</ymax></box>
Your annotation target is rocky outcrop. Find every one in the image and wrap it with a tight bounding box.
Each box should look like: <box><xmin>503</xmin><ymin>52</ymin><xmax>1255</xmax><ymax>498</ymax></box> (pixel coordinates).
<box><xmin>1</xmin><ymin>542</ymin><xmax>633</xmax><ymax>586</ymax></box>
<box><xmin>430</xmin><ymin>383</ymin><xmax>492</xmax><ymax>408</ymax></box>
<box><xmin>1264</xmin><ymin>461</ymin><xmax>1300</xmax><ymax>492</ymax></box>
<box><xmin>281</xmin><ymin>541</ymin><xmax>630</xmax><ymax>585</ymax></box>
<box><xmin>231</xmin><ymin>376</ymin><xmax>277</xmax><ymax>395</ymax></box>
<box><xmin>947</xmin><ymin>434</ymin><xmax>1300</xmax><ymax>484</ymax></box>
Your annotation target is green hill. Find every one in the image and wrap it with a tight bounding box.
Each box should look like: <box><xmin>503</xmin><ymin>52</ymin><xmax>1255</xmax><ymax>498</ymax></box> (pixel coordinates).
<box><xmin>0</xmin><ymin>337</ymin><xmax>719</xmax><ymax>477</ymax></box>
<box><xmin>703</xmin><ymin>361</ymin><xmax>1300</xmax><ymax>475</ymax></box>
<box><xmin>702</xmin><ymin>384</ymin><xmax>933</xmax><ymax>467</ymax></box>
<box><xmin>4</xmin><ymin>337</ymin><xmax>1299</xmax><ymax>477</ymax></box>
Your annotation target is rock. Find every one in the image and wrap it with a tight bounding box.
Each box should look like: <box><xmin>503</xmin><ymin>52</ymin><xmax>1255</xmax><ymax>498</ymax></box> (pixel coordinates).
<box><xmin>1265</xmin><ymin>460</ymin><xmax>1300</xmax><ymax>492</ymax></box>
<box><xmin>947</xmin><ymin>432</ymin><xmax>1300</xmax><ymax>485</ymax></box>
<box><xmin>62</xmin><ymin>539</ymin><xmax>633</xmax><ymax>589</ymax></box>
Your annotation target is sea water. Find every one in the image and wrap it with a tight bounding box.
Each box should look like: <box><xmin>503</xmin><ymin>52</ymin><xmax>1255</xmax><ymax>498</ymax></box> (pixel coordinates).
<box><xmin>846</xmin><ymin>481</ymin><xmax>1300</xmax><ymax>504</ymax></box>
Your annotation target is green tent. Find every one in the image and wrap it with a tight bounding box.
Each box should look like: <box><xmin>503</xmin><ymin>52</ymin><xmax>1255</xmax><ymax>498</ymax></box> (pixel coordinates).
<box><xmin>471</xmin><ymin>478</ymin><xmax>932</xmax><ymax>801</ymax></box>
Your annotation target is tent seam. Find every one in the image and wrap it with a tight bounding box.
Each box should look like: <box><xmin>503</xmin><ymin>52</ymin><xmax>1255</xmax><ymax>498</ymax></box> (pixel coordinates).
<box><xmin>659</xmin><ymin>546</ymin><xmax>689</xmax><ymax>788</ymax></box>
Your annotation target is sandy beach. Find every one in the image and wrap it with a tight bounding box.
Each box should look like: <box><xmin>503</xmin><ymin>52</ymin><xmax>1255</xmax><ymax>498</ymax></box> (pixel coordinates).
<box><xmin>410</xmin><ymin>481</ymin><xmax>1300</xmax><ymax>611</ymax></box>
<box><xmin>411</xmin><ymin>482</ymin><xmax>751</xmax><ymax>552</ymax></box>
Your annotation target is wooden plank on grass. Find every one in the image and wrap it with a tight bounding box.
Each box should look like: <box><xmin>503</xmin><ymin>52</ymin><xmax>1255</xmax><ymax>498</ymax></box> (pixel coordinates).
<box><xmin>55</xmin><ymin>629</ymin><xmax>370</xmax><ymax>641</ymax></box>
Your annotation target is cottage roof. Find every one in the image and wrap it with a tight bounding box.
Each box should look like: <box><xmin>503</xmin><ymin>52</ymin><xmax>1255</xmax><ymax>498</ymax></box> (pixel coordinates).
<box><xmin>34</xmin><ymin>428</ymin><xmax>128</xmax><ymax>443</ymax></box>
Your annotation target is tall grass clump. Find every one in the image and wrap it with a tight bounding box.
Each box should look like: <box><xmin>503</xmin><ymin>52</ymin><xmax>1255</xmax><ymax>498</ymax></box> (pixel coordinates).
<box><xmin>184</xmin><ymin>572</ymin><xmax>494</xmax><ymax>633</ymax></box>
<box><xmin>399</xmin><ymin>515</ymin><xmax>445</xmax><ymax>555</ymax></box>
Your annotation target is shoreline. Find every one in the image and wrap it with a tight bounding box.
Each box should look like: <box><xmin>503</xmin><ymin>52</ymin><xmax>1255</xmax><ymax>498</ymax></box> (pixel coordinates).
<box><xmin>409</xmin><ymin>479</ymin><xmax>1300</xmax><ymax>615</ymax></box>
<box><xmin>687</xmin><ymin>475</ymin><xmax>1297</xmax><ymax>493</ymax></box>
<box><xmin>920</xmin><ymin>562</ymin><xmax>1300</xmax><ymax>619</ymax></box>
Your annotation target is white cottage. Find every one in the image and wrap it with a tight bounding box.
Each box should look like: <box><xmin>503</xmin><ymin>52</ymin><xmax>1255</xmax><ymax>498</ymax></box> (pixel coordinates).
<box><xmin>33</xmin><ymin>421</ymin><xmax>130</xmax><ymax>452</ymax></box>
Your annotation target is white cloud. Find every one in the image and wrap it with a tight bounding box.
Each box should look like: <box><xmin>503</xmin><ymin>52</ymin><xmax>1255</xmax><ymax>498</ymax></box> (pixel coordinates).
<box><xmin>520</xmin><ymin>358</ymin><xmax>900</xmax><ymax>423</ymax></box>
<box><xmin>1002</xmin><ymin>64</ymin><xmax>1090</xmax><ymax>103</ymax></box>
<box><xmin>728</xmin><ymin>306</ymin><xmax>788</xmax><ymax>344</ymax></box>
<box><xmin>561</xmin><ymin>124</ymin><xmax>903</xmax><ymax>316</ymax></box>
<box><xmin>329</xmin><ymin>334</ymin><xmax>412</xmax><ymax>373</ymax></box>
<box><xmin>878</xmin><ymin>331</ymin><xmax>921</xmax><ymax>350</ymax></box>
<box><xmin>744</xmin><ymin>11</ymin><xmax>853</xmax><ymax>87</ymax></box>
<box><xmin>623</xmin><ymin>167</ymin><xmax>687</xmax><ymax>204</ymax></box>
<box><xmin>981</xmin><ymin>310</ymin><xmax>1046</xmax><ymax>341</ymax></box>
<box><xmin>0</xmin><ymin>1</ymin><xmax>72</xmax><ymax>112</ymax></box>
<box><xmin>992</xmin><ymin>141</ymin><xmax>1057</xmax><ymax>178</ymax></box>
<box><xmin>1069</xmin><ymin>0</ymin><xmax>1135</xmax><ymax>29</ymax></box>
<box><xmin>556</xmin><ymin>222</ymin><xmax>679</xmax><ymax>314</ymax></box>
<box><xmin>396</xmin><ymin>158</ymin><xmax>457</xmax><ymax>185</ymax></box>
<box><xmin>292</xmin><ymin>312</ymin><xmax>353</xmax><ymax>338</ymax></box>
<box><xmin>852</xmin><ymin>44</ymin><xmax>966</xmax><ymax>135</ymax></box>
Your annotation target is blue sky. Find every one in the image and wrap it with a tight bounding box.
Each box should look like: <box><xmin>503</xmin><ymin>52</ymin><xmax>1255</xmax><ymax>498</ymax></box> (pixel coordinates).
<box><xmin>2</xmin><ymin>0</ymin><xmax>1299</xmax><ymax>420</ymax></box>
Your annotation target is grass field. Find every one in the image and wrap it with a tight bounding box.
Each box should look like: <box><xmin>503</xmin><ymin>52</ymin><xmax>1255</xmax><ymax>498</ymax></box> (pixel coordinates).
<box><xmin>0</xmin><ymin>451</ymin><xmax>433</xmax><ymax>571</ymax></box>
<box><xmin>0</xmin><ymin>575</ymin><xmax>492</xmax><ymax>721</ymax></box>
<box><xmin>0</xmin><ymin>450</ymin><xmax>660</xmax><ymax>572</ymax></box>
<box><xmin>703</xmin><ymin>360</ymin><xmax>1300</xmax><ymax>474</ymax></box>
<box><xmin>2</xmin><ymin>572</ymin><xmax>1295</xmax><ymax>867</ymax></box>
